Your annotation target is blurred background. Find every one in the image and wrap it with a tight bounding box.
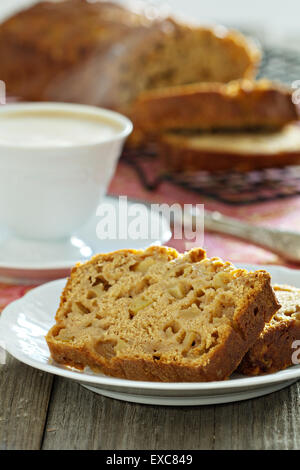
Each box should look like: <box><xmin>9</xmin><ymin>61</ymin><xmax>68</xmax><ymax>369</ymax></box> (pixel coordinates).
<box><xmin>1</xmin><ymin>0</ymin><xmax>300</xmax><ymax>49</ymax></box>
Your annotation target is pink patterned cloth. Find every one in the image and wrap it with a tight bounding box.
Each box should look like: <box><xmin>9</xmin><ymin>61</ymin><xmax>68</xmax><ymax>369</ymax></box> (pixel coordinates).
<box><xmin>1</xmin><ymin>160</ymin><xmax>300</xmax><ymax>312</ymax></box>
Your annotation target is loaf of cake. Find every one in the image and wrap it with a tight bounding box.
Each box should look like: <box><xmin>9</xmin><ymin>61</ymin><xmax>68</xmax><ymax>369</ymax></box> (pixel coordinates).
<box><xmin>158</xmin><ymin>124</ymin><xmax>300</xmax><ymax>172</ymax></box>
<box><xmin>46</xmin><ymin>246</ymin><xmax>279</xmax><ymax>382</ymax></box>
<box><xmin>239</xmin><ymin>285</ymin><xmax>300</xmax><ymax>375</ymax></box>
<box><xmin>132</xmin><ymin>79</ymin><xmax>297</xmax><ymax>136</ymax></box>
<box><xmin>0</xmin><ymin>0</ymin><xmax>260</xmax><ymax>109</ymax></box>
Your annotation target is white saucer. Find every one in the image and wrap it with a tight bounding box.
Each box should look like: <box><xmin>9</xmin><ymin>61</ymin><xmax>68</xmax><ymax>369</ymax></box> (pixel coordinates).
<box><xmin>1</xmin><ymin>263</ymin><xmax>299</xmax><ymax>406</ymax></box>
<box><xmin>0</xmin><ymin>196</ymin><xmax>171</xmax><ymax>282</ymax></box>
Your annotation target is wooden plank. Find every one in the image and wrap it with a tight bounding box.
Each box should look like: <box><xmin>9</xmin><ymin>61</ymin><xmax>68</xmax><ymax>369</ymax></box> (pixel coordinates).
<box><xmin>42</xmin><ymin>377</ymin><xmax>300</xmax><ymax>450</ymax></box>
<box><xmin>0</xmin><ymin>354</ymin><xmax>53</xmax><ymax>450</ymax></box>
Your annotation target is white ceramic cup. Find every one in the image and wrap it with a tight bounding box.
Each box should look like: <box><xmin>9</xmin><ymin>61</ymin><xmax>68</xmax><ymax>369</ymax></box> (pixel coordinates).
<box><xmin>0</xmin><ymin>102</ymin><xmax>132</xmax><ymax>240</ymax></box>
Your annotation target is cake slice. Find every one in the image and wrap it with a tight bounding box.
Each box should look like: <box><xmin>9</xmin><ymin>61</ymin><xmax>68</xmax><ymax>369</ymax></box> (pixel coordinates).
<box><xmin>158</xmin><ymin>124</ymin><xmax>300</xmax><ymax>172</ymax></box>
<box><xmin>46</xmin><ymin>246</ymin><xmax>279</xmax><ymax>382</ymax></box>
<box><xmin>239</xmin><ymin>285</ymin><xmax>300</xmax><ymax>375</ymax></box>
<box><xmin>132</xmin><ymin>79</ymin><xmax>298</xmax><ymax>136</ymax></box>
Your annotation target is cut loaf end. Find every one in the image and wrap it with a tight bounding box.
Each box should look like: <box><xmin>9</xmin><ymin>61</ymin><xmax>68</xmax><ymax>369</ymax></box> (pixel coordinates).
<box><xmin>46</xmin><ymin>246</ymin><xmax>279</xmax><ymax>382</ymax></box>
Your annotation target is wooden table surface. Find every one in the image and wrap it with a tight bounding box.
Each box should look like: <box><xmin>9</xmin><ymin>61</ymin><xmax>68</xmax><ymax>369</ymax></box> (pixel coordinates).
<box><xmin>0</xmin><ymin>354</ymin><xmax>299</xmax><ymax>450</ymax></box>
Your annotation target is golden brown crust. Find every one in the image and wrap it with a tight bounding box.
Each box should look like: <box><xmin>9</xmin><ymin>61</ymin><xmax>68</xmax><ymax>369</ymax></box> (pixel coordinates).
<box><xmin>158</xmin><ymin>125</ymin><xmax>300</xmax><ymax>172</ymax></box>
<box><xmin>46</xmin><ymin>247</ymin><xmax>279</xmax><ymax>382</ymax></box>
<box><xmin>132</xmin><ymin>80</ymin><xmax>298</xmax><ymax>135</ymax></box>
<box><xmin>238</xmin><ymin>285</ymin><xmax>300</xmax><ymax>375</ymax></box>
<box><xmin>47</xmin><ymin>328</ymin><xmax>242</xmax><ymax>381</ymax></box>
<box><xmin>0</xmin><ymin>0</ymin><xmax>260</xmax><ymax>107</ymax></box>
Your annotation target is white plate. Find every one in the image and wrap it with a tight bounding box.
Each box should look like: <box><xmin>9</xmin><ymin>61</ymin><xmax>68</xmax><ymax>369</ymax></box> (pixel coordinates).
<box><xmin>0</xmin><ymin>264</ymin><xmax>299</xmax><ymax>406</ymax></box>
<box><xmin>0</xmin><ymin>196</ymin><xmax>171</xmax><ymax>283</ymax></box>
